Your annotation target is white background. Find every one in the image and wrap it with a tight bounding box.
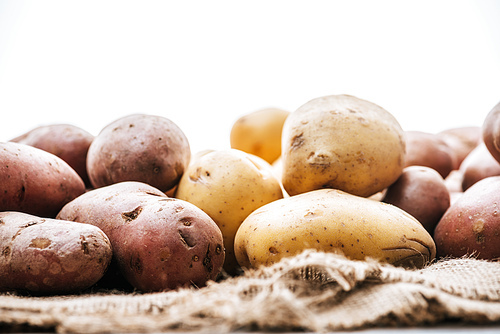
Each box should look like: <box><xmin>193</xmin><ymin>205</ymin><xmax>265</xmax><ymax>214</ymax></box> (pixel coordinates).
<box><xmin>0</xmin><ymin>0</ymin><xmax>499</xmax><ymax>155</ymax></box>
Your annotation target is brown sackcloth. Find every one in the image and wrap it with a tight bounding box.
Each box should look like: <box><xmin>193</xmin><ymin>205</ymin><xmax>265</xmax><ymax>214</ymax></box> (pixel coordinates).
<box><xmin>1</xmin><ymin>250</ymin><xmax>500</xmax><ymax>333</ymax></box>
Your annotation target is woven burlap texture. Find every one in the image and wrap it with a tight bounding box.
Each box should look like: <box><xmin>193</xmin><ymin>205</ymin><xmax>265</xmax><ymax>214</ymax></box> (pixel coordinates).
<box><xmin>1</xmin><ymin>250</ymin><xmax>500</xmax><ymax>333</ymax></box>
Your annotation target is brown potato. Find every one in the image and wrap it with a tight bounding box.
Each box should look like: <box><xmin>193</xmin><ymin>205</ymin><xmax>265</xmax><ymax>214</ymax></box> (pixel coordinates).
<box><xmin>0</xmin><ymin>211</ymin><xmax>112</xmax><ymax>295</ymax></box>
<box><xmin>434</xmin><ymin>176</ymin><xmax>500</xmax><ymax>260</ymax></box>
<box><xmin>0</xmin><ymin>142</ymin><xmax>86</xmax><ymax>218</ymax></box>
<box><xmin>10</xmin><ymin>124</ymin><xmax>94</xmax><ymax>187</ymax></box>
<box><xmin>482</xmin><ymin>100</ymin><xmax>500</xmax><ymax>163</ymax></box>
<box><xmin>437</xmin><ymin>126</ymin><xmax>481</xmax><ymax>170</ymax></box>
<box><xmin>382</xmin><ymin>166</ymin><xmax>450</xmax><ymax>234</ymax></box>
<box><xmin>87</xmin><ymin>114</ymin><xmax>191</xmax><ymax>192</ymax></box>
<box><xmin>459</xmin><ymin>143</ymin><xmax>500</xmax><ymax>191</ymax></box>
<box><xmin>230</xmin><ymin>107</ymin><xmax>290</xmax><ymax>164</ymax></box>
<box><xmin>404</xmin><ymin>131</ymin><xmax>455</xmax><ymax>178</ymax></box>
<box><xmin>57</xmin><ymin>181</ymin><xmax>225</xmax><ymax>292</ymax></box>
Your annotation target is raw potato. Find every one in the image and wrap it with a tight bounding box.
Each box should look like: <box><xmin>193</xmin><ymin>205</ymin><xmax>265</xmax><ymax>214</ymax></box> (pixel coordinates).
<box><xmin>445</xmin><ymin>170</ymin><xmax>464</xmax><ymax>194</ymax></box>
<box><xmin>0</xmin><ymin>142</ymin><xmax>86</xmax><ymax>218</ymax></box>
<box><xmin>235</xmin><ymin>189</ymin><xmax>436</xmax><ymax>270</ymax></box>
<box><xmin>0</xmin><ymin>212</ymin><xmax>112</xmax><ymax>295</ymax></box>
<box><xmin>482</xmin><ymin>100</ymin><xmax>500</xmax><ymax>163</ymax></box>
<box><xmin>230</xmin><ymin>107</ymin><xmax>290</xmax><ymax>164</ymax></box>
<box><xmin>437</xmin><ymin>126</ymin><xmax>481</xmax><ymax>170</ymax></box>
<box><xmin>175</xmin><ymin>149</ymin><xmax>284</xmax><ymax>274</ymax></box>
<box><xmin>87</xmin><ymin>114</ymin><xmax>191</xmax><ymax>192</ymax></box>
<box><xmin>404</xmin><ymin>131</ymin><xmax>455</xmax><ymax>178</ymax></box>
<box><xmin>382</xmin><ymin>166</ymin><xmax>450</xmax><ymax>234</ymax></box>
<box><xmin>57</xmin><ymin>181</ymin><xmax>225</xmax><ymax>292</ymax></box>
<box><xmin>459</xmin><ymin>143</ymin><xmax>500</xmax><ymax>191</ymax></box>
<box><xmin>434</xmin><ymin>176</ymin><xmax>500</xmax><ymax>260</ymax></box>
<box><xmin>10</xmin><ymin>124</ymin><xmax>95</xmax><ymax>187</ymax></box>
<box><xmin>444</xmin><ymin>170</ymin><xmax>464</xmax><ymax>205</ymax></box>
<box><xmin>281</xmin><ymin>94</ymin><xmax>406</xmax><ymax>197</ymax></box>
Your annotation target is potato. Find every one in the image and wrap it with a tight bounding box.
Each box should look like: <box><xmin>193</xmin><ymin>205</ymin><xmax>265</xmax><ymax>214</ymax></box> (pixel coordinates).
<box><xmin>382</xmin><ymin>166</ymin><xmax>450</xmax><ymax>234</ymax></box>
<box><xmin>434</xmin><ymin>176</ymin><xmax>500</xmax><ymax>260</ymax></box>
<box><xmin>271</xmin><ymin>156</ymin><xmax>289</xmax><ymax>198</ymax></box>
<box><xmin>459</xmin><ymin>142</ymin><xmax>500</xmax><ymax>191</ymax></box>
<box><xmin>57</xmin><ymin>181</ymin><xmax>224</xmax><ymax>292</ymax></box>
<box><xmin>234</xmin><ymin>189</ymin><xmax>436</xmax><ymax>269</ymax></box>
<box><xmin>10</xmin><ymin>124</ymin><xmax>94</xmax><ymax>187</ymax></box>
<box><xmin>482</xmin><ymin>100</ymin><xmax>500</xmax><ymax>163</ymax></box>
<box><xmin>444</xmin><ymin>170</ymin><xmax>465</xmax><ymax>205</ymax></box>
<box><xmin>437</xmin><ymin>126</ymin><xmax>481</xmax><ymax>170</ymax></box>
<box><xmin>87</xmin><ymin>114</ymin><xmax>191</xmax><ymax>192</ymax></box>
<box><xmin>281</xmin><ymin>94</ymin><xmax>406</xmax><ymax>197</ymax></box>
<box><xmin>0</xmin><ymin>142</ymin><xmax>86</xmax><ymax>218</ymax></box>
<box><xmin>0</xmin><ymin>211</ymin><xmax>112</xmax><ymax>295</ymax></box>
<box><xmin>230</xmin><ymin>107</ymin><xmax>290</xmax><ymax>164</ymax></box>
<box><xmin>175</xmin><ymin>149</ymin><xmax>284</xmax><ymax>274</ymax></box>
<box><xmin>444</xmin><ymin>170</ymin><xmax>464</xmax><ymax>194</ymax></box>
<box><xmin>404</xmin><ymin>131</ymin><xmax>455</xmax><ymax>178</ymax></box>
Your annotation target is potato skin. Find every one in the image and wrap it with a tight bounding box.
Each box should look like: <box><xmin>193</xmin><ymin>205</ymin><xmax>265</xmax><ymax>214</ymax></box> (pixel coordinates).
<box><xmin>87</xmin><ymin>114</ymin><xmax>191</xmax><ymax>192</ymax></box>
<box><xmin>482</xmin><ymin>100</ymin><xmax>500</xmax><ymax>163</ymax></box>
<box><xmin>437</xmin><ymin>126</ymin><xmax>481</xmax><ymax>170</ymax></box>
<box><xmin>57</xmin><ymin>181</ymin><xmax>225</xmax><ymax>292</ymax></box>
<box><xmin>434</xmin><ymin>176</ymin><xmax>500</xmax><ymax>260</ymax></box>
<box><xmin>234</xmin><ymin>189</ymin><xmax>436</xmax><ymax>270</ymax></box>
<box><xmin>175</xmin><ymin>149</ymin><xmax>284</xmax><ymax>274</ymax></box>
<box><xmin>459</xmin><ymin>143</ymin><xmax>500</xmax><ymax>191</ymax></box>
<box><xmin>0</xmin><ymin>212</ymin><xmax>112</xmax><ymax>295</ymax></box>
<box><xmin>444</xmin><ymin>170</ymin><xmax>464</xmax><ymax>205</ymax></box>
<box><xmin>281</xmin><ymin>94</ymin><xmax>406</xmax><ymax>197</ymax></box>
<box><xmin>230</xmin><ymin>107</ymin><xmax>290</xmax><ymax>164</ymax></box>
<box><xmin>382</xmin><ymin>166</ymin><xmax>450</xmax><ymax>234</ymax></box>
<box><xmin>0</xmin><ymin>142</ymin><xmax>86</xmax><ymax>218</ymax></box>
<box><xmin>10</xmin><ymin>124</ymin><xmax>94</xmax><ymax>187</ymax></box>
<box><xmin>404</xmin><ymin>131</ymin><xmax>455</xmax><ymax>178</ymax></box>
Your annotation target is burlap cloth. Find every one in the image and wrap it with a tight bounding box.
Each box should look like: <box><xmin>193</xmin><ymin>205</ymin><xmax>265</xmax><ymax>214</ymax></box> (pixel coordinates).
<box><xmin>1</xmin><ymin>250</ymin><xmax>500</xmax><ymax>333</ymax></box>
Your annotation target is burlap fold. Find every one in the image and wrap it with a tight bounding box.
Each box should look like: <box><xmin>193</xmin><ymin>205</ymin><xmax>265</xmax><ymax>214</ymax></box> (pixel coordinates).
<box><xmin>1</xmin><ymin>250</ymin><xmax>500</xmax><ymax>333</ymax></box>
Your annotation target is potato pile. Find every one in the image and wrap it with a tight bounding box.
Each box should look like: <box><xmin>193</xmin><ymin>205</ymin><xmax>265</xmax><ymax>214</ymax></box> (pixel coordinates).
<box><xmin>1</xmin><ymin>95</ymin><xmax>499</xmax><ymax>295</ymax></box>
<box><xmin>0</xmin><ymin>115</ymin><xmax>224</xmax><ymax>295</ymax></box>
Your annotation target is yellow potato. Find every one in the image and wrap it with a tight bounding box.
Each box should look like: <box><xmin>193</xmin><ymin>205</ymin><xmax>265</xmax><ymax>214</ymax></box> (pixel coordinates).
<box><xmin>281</xmin><ymin>94</ymin><xmax>406</xmax><ymax>197</ymax></box>
<box><xmin>175</xmin><ymin>149</ymin><xmax>284</xmax><ymax>274</ymax></box>
<box><xmin>234</xmin><ymin>189</ymin><xmax>436</xmax><ymax>269</ymax></box>
<box><xmin>230</xmin><ymin>107</ymin><xmax>290</xmax><ymax>164</ymax></box>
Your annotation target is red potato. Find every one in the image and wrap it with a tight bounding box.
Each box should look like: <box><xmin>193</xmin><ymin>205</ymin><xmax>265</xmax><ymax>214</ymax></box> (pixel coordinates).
<box><xmin>482</xmin><ymin>100</ymin><xmax>500</xmax><ymax>163</ymax></box>
<box><xmin>0</xmin><ymin>212</ymin><xmax>112</xmax><ymax>295</ymax></box>
<box><xmin>459</xmin><ymin>143</ymin><xmax>500</xmax><ymax>191</ymax></box>
<box><xmin>437</xmin><ymin>126</ymin><xmax>481</xmax><ymax>170</ymax></box>
<box><xmin>57</xmin><ymin>181</ymin><xmax>225</xmax><ymax>292</ymax></box>
<box><xmin>444</xmin><ymin>170</ymin><xmax>465</xmax><ymax>205</ymax></box>
<box><xmin>444</xmin><ymin>170</ymin><xmax>464</xmax><ymax>194</ymax></box>
<box><xmin>10</xmin><ymin>124</ymin><xmax>94</xmax><ymax>187</ymax></box>
<box><xmin>404</xmin><ymin>131</ymin><xmax>455</xmax><ymax>178</ymax></box>
<box><xmin>0</xmin><ymin>142</ymin><xmax>86</xmax><ymax>218</ymax></box>
<box><xmin>382</xmin><ymin>166</ymin><xmax>450</xmax><ymax>234</ymax></box>
<box><xmin>434</xmin><ymin>176</ymin><xmax>500</xmax><ymax>260</ymax></box>
<box><xmin>87</xmin><ymin>114</ymin><xmax>191</xmax><ymax>192</ymax></box>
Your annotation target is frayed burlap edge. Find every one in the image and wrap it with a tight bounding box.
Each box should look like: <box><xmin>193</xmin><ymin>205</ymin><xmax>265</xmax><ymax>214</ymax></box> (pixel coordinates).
<box><xmin>1</xmin><ymin>250</ymin><xmax>500</xmax><ymax>333</ymax></box>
